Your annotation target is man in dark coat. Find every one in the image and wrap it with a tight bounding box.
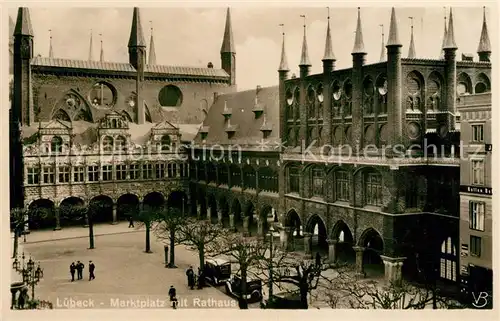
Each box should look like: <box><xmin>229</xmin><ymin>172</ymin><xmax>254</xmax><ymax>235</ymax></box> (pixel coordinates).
<box><xmin>128</xmin><ymin>216</ymin><xmax>134</xmax><ymax>228</ymax></box>
<box><xmin>88</xmin><ymin>261</ymin><xmax>95</xmax><ymax>280</ymax></box>
<box><xmin>76</xmin><ymin>261</ymin><xmax>85</xmax><ymax>280</ymax></box>
<box><xmin>70</xmin><ymin>262</ymin><xmax>76</xmax><ymax>282</ymax></box>
<box><xmin>197</xmin><ymin>267</ymin><xmax>204</xmax><ymax>289</ymax></box>
<box><xmin>168</xmin><ymin>285</ymin><xmax>177</xmax><ymax>309</ymax></box>
<box><xmin>186</xmin><ymin>266</ymin><xmax>195</xmax><ymax>290</ymax></box>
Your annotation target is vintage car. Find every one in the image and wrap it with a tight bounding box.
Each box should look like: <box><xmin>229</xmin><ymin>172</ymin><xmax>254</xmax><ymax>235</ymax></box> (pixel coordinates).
<box><xmin>204</xmin><ymin>257</ymin><xmax>231</xmax><ymax>285</ymax></box>
<box><xmin>224</xmin><ymin>275</ymin><xmax>263</xmax><ymax>303</ymax></box>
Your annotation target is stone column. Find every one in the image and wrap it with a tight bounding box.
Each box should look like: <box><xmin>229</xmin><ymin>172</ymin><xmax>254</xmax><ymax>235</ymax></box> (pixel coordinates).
<box><xmin>111</xmin><ymin>203</ymin><xmax>118</xmax><ymax>224</ymax></box>
<box><xmin>54</xmin><ymin>207</ymin><xmax>61</xmax><ymax>230</ymax></box>
<box><xmin>229</xmin><ymin>214</ymin><xmax>235</xmax><ymax>230</ymax></box>
<box><xmin>303</xmin><ymin>232</ymin><xmax>313</xmax><ymax>257</ymax></box>
<box><xmin>217</xmin><ymin>211</ymin><xmax>223</xmax><ymax>225</ymax></box>
<box><xmin>196</xmin><ymin>205</ymin><xmax>202</xmax><ymax>219</ymax></box>
<box><xmin>288</xmin><ymin>227</ymin><xmax>295</xmax><ymax>251</ymax></box>
<box><xmin>380</xmin><ymin>256</ymin><xmax>406</xmax><ymax>283</ymax></box>
<box><xmin>257</xmin><ymin>219</ymin><xmax>264</xmax><ymax>236</ymax></box>
<box><xmin>327</xmin><ymin>239</ymin><xmax>338</xmax><ymax>264</ymax></box>
<box><xmin>206</xmin><ymin>208</ymin><xmax>211</xmax><ymax>221</ymax></box>
<box><xmin>279</xmin><ymin>226</ymin><xmax>289</xmax><ymax>249</ymax></box>
<box><xmin>242</xmin><ymin>215</ymin><xmax>249</xmax><ymax>236</ymax></box>
<box><xmin>353</xmin><ymin>246</ymin><xmax>366</xmax><ymax>277</ymax></box>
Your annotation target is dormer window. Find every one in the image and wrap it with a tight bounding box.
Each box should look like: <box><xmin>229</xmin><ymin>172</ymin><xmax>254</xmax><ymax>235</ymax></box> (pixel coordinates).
<box><xmin>102</xmin><ymin>136</ymin><xmax>114</xmax><ymax>152</ymax></box>
<box><xmin>161</xmin><ymin>135</ymin><xmax>171</xmax><ymax>151</ymax></box>
<box><xmin>115</xmin><ymin>135</ymin><xmax>127</xmax><ymax>152</ymax></box>
<box><xmin>51</xmin><ymin>136</ymin><xmax>63</xmax><ymax>154</ymax></box>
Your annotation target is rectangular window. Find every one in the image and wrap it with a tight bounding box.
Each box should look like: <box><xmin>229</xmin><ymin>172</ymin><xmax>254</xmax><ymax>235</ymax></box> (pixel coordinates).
<box><xmin>335</xmin><ymin>171</ymin><xmax>350</xmax><ymax>202</ymax></box>
<box><xmin>288</xmin><ymin>167</ymin><xmax>300</xmax><ymax>194</ymax></box>
<box><xmin>365</xmin><ymin>173</ymin><xmax>382</xmax><ymax>206</ymax></box>
<box><xmin>27</xmin><ymin>167</ymin><xmax>40</xmax><ymax>185</ymax></box>
<box><xmin>143</xmin><ymin>164</ymin><xmax>153</xmax><ymax>180</ymax></box>
<box><xmin>155</xmin><ymin>163</ymin><xmax>165</xmax><ymax>179</ymax></box>
<box><xmin>471</xmin><ymin>124</ymin><xmax>484</xmax><ymax>143</ymax></box>
<box><xmin>470</xmin><ymin>235</ymin><xmax>482</xmax><ymax>257</ymax></box>
<box><xmin>73</xmin><ymin>166</ymin><xmax>84</xmax><ymax>183</ymax></box>
<box><xmin>129</xmin><ymin>164</ymin><xmax>140</xmax><ymax>180</ymax></box>
<box><xmin>311</xmin><ymin>168</ymin><xmax>324</xmax><ymax>197</ymax></box>
<box><xmin>172</xmin><ymin>163</ymin><xmax>178</xmax><ymax>178</ymax></box>
<box><xmin>469</xmin><ymin>201</ymin><xmax>485</xmax><ymax>231</ymax></box>
<box><xmin>179</xmin><ymin>164</ymin><xmax>187</xmax><ymax>178</ymax></box>
<box><xmin>42</xmin><ymin>166</ymin><xmax>55</xmax><ymax>184</ymax></box>
<box><xmin>102</xmin><ymin>165</ymin><xmax>113</xmax><ymax>181</ymax></box>
<box><xmin>88</xmin><ymin>166</ymin><xmax>99</xmax><ymax>182</ymax></box>
<box><xmin>472</xmin><ymin>160</ymin><xmax>484</xmax><ymax>185</ymax></box>
<box><xmin>116</xmin><ymin>165</ymin><xmax>127</xmax><ymax>180</ymax></box>
<box><xmin>58</xmin><ymin>166</ymin><xmax>70</xmax><ymax>183</ymax></box>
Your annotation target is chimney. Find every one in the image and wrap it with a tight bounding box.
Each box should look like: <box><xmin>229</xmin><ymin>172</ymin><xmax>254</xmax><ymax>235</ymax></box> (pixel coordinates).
<box><xmin>207</xmin><ymin>62</ymin><xmax>214</xmax><ymax>68</ymax></box>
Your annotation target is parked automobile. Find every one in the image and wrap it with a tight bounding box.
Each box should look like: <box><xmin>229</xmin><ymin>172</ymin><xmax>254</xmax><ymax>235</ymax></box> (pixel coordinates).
<box><xmin>224</xmin><ymin>275</ymin><xmax>263</xmax><ymax>303</ymax></box>
<box><xmin>204</xmin><ymin>257</ymin><xmax>231</xmax><ymax>285</ymax></box>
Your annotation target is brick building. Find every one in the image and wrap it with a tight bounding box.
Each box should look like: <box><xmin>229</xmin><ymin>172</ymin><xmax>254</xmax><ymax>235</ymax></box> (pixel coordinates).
<box><xmin>10</xmin><ymin>7</ymin><xmax>236</xmax><ymax>228</ymax></box>
<box><xmin>189</xmin><ymin>7</ymin><xmax>492</xmax><ymax>285</ymax></box>
<box><xmin>456</xmin><ymin>92</ymin><xmax>493</xmax><ymax>301</ymax></box>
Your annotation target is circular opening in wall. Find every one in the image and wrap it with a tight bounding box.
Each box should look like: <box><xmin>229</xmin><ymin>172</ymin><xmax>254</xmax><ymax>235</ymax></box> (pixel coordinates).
<box><xmin>159</xmin><ymin>85</ymin><xmax>183</xmax><ymax>107</ymax></box>
<box><xmin>286</xmin><ymin>89</ymin><xmax>294</xmax><ymax>105</ymax></box>
<box><xmin>475</xmin><ymin>82</ymin><xmax>487</xmax><ymax>94</ymax></box>
<box><xmin>89</xmin><ymin>82</ymin><xmax>116</xmax><ymax>108</ymax></box>
<box><xmin>332</xmin><ymin>82</ymin><xmax>341</xmax><ymax>100</ymax></box>
<box><xmin>344</xmin><ymin>81</ymin><xmax>352</xmax><ymax>99</ymax></box>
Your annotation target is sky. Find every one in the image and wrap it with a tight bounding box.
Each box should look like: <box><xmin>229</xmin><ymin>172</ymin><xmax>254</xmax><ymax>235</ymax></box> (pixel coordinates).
<box><xmin>8</xmin><ymin>5</ymin><xmax>493</xmax><ymax>91</ymax></box>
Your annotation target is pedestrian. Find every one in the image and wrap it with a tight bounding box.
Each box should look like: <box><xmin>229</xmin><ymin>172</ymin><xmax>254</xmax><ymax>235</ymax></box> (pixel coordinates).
<box><xmin>168</xmin><ymin>285</ymin><xmax>176</xmax><ymax>301</ymax></box>
<box><xmin>128</xmin><ymin>216</ymin><xmax>134</xmax><ymax>228</ymax></box>
<box><xmin>17</xmin><ymin>287</ymin><xmax>28</xmax><ymax>309</ymax></box>
<box><xmin>197</xmin><ymin>267</ymin><xmax>204</xmax><ymax>289</ymax></box>
<box><xmin>76</xmin><ymin>261</ymin><xmax>85</xmax><ymax>280</ymax></box>
<box><xmin>315</xmin><ymin>252</ymin><xmax>321</xmax><ymax>267</ymax></box>
<box><xmin>88</xmin><ymin>260</ymin><xmax>95</xmax><ymax>281</ymax></box>
<box><xmin>186</xmin><ymin>266</ymin><xmax>195</xmax><ymax>290</ymax></box>
<box><xmin>69</xmin><ymin>262</ymin><xmax>76</xmax><ymax>282</ymax></box>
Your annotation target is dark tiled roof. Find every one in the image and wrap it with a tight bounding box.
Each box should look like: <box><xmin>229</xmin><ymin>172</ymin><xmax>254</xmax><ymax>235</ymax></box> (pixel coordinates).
<box><xmin>31</xmin><ymin>57</ymin><xmax>230</xmax><ymax>78</ymax></box>
<box><xmin>194</xmin><ymin>85</ymin><xmax>279</xmax><ymax>146</ymax></box>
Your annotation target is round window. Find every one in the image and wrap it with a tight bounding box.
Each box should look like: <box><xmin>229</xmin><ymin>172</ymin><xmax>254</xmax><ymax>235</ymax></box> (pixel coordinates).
<box><xmin>89</xmin><ymin>82</ymin><xmax>116</xmax><ymax>108</ymax></box>
<box><xmin>475</xmin><ymin>82</ymin><xmax>487</xmax><ymax>94</ymax></box>
<box><xmin>159</xmin><ymin>85</ymin><xmax>183</xmax><ymax>107</ymax></box>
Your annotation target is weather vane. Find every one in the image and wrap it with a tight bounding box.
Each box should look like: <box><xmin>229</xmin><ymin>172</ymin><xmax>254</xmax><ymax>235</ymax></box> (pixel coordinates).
<box><xmin>149</xmin><ymin>20</ymin><xmax>153</xmax><ymax>32</ymax></box>
<box><xmin>300</xmin><ymin>14</ymin><xmax>306</xmax><ymax>27</ymax></box>
<box><xmin>279</xmin><ymin>23</ymin><xmax>284</xmax><ymax>35</ymax></box>
<box><xmin>409</xmin><ymin>16</ymin><xmax>414</xmax><ymax>30</ymax></box>
<box><xmin>379</xmin><ymin>24</ymin><xmax>384</xmax><ymax>37</ymax></box>
<box><xmin>49</xmin><ymin>29</ymin><xmax>52</xmax><ymax>39</ymax></box>
<box><xmin>327</xmin><ymin>7</ymin><xmax>330</xmax><ymax>20</ymax></box>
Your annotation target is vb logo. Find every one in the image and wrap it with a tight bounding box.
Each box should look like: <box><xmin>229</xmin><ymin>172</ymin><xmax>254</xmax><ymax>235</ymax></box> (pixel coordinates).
<box><xmin>471</xmin><ymin>292</ymin><xmax>490</xmax><ymax>308</ymax></box>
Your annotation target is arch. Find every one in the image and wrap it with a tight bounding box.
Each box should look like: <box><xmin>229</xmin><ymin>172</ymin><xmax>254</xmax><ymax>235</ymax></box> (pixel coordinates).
<box><xmin>260</xmin><ymin>204</ymin><xmax>278</xmax><ymax>235</ymax></box>
<box><xmin>475</xmin><ymin>72</ymin><xmax>491</xmax><ymax>93</ymax></box>
<box><xmin>306</xmin><ymin>85</ymin><xmax>315</xmax><ymax>103</ymax></box>
<box><xmin>115</xmin><ymin>135</ymin><xmax>127</xmax><ymax>152</ymax></box>
<box><xmin>159</xmin><ymin>85</ymin><xmax>183</xmax><ymax>107</ymax></box>
<box><xmin>343</xmin><ymin>78</ymin><xmax>353</xmax><ymax>99</ymax></box>
<box><xmin>207</xmin><ymin>194</ymin><xmax>218</xmax><ymax>224</ymax></box>
<box><xmin>358</xmin><ymin>227</ymin><xmax>384</xmax><ymax>249</ymax></box>
<box><xmin>316</xmin><ymin>83</ymin><xmax>324</xmax><ymax>103</ymax></box>
<box><xmin>89</xmin><ymin>195</ymin><xmax>114</xmax><ymax>223</ymax></box>
<box><xmin>74</xmin><ymin>108</ymin><xmax>93</xmax><ymax>122</ymax></box>
<box><xmin>358</xmin><ymin>227</ymin><xmax>385</xmax><ymax>277</ymax></box>
<box><xmin>285</xmin><ymin>209</ymin><xmax>301</xmax><ymax>229</ymax></box>
<box><xmin>375</xmin><ymin>73</ymin><xmax>388</xmax><ymax>96</ymax></box>
<box><xmin>117</xmin><ymin>193</ymin><xmax>140</xmax><ymax>222</ymax></box>
<box><xmin>161</xmin><ymin>135</ymin><xmax>171</xmax><ymax>151</ymax></box>
<box><xmin>121</xmin><ymin>111</ymin><xmax>133</xmax><ymax>122</ymax></box>
<box><xmin>363</xmin><ymin>75</ymin><xmax>375</xmax><ymax>96</ymax></box>
<box><xmin>406</xmin><ymin>70</ymin><xmax>425</xmax><ymax>94</ymax></box>
<box><xmin>439</xmin><ymin>236</ymin><xmax>457</xmax><ymax>282</ymax></box>
<box><xmin>305</xmin><ymin>214</ymin><xmax>328</xmax><ymax>254</ymax></box>
<box><xmin>427</xmin><ymin>71</ymin><xmax>443</xmax><ymax>94</ymax></box>
<box><xmin>51</xmin><ymin>136</ymin><xmax>63</xmax><ymax>153</ymax></box>
<box><xmin>457</xmin><ymin>72</ymin><xmax>473</xmax><ymax>95</ymax></box>
<box><xmin>331</xmin><ymin>220</ymin><xmax>355</xmax><ymax>264</ymax></box>
<box><xmin>167</xmin><ymin>190</ymin><xmax>188</xmax><ymax>213</ymax></box>
<box><xmin>52</xmin><ymin>109</ymin><xmax>71</xmax><ymax>122</ymax></box>
<box><xmin>331</xmin><ymin>79</ymin><xmax>342</xmax><ymax>101</ymax></box>
<box><xmin>102</xmin><ymin>136</ymin><xmax>114</xmax><ymax>152</ymax></box>
<box><xmin>143</xmin><ymin>191</ymin><xmax>165</xmax><ymax>209</ymax></box>
<box><xmin>28</xmin><ymin>199</ymin><xmax>56</xmax><ymax>230</ymax></box>
<box><xmin>59</xmin><ymin>196</ymin><xmax>85</xmax><ymax>227</ymax></box>
<box><xmin>89</xmin><ymin>81</ymin><xmax>117</xmax><ymax>108</ymax></box>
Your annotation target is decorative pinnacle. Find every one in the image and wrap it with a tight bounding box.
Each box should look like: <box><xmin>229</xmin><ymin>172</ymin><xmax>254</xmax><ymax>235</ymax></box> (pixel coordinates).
<box><xmin>49</xmin><ymin>29</ymin><xmax>53</xmax><ymax>58</ymax></box>
<box><xmin>278</xmin><ymin>23</ymin><xmax>289</xmax><ymax>71</ymax></box>
<box><xmin>408</xmin><ymin>17</ymin><xmax>416</xmax><ymax>58</ymax></box>
<box><xmin>379</xmin><ymin>24</ymin><xmax>385</xmax><ymax>62</ymax></box>
<box><xmin>477</xmin><ymin>6</ymin><xmax>491</xmax><ymax>53</ymax></box>
<box><xmin>443</xmin><ymin>8</ymin><xmax>458</xmax><ymax>49</ymax></box>
<box><xmin>323</xmin><ymin>6</ymin><xmax>336</xmax><ymax>61</ymax></box>
<box><xmin>299</xmin><ymin>14</ymin><xmax>311</xmax><ymax>66</ymax></box>
<box><xmin>386</xmin><ymin>7</ymin><xmax>401</xmax><ymax>47</ymax></box>
<box><xmin>352</xmin><ymin>7</ymin><xmax>366</xmax><ymax>54</ymax></box>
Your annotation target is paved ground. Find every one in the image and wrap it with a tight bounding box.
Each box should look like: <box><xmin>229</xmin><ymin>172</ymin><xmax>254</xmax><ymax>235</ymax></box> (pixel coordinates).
<box><xmin>18</xmin><ymin>230</ymin><xmax>238</xmax><ymax>310</ymax></box>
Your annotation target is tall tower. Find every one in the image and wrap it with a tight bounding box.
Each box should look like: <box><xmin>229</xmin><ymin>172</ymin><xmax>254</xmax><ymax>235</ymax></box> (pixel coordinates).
<box><xmin>443</xmin><ymin>9</ymin><xmax>458</xmax><ymax>133</ymax></box>
<box><xmin>477</xmin><ymin>7</ymin><xmax>491</xmax><ymax>62</ymax></box>
<box><xmin>322</xmin><ymin>8</ymin><xmax>335</xmax><ymax>147</ymax></box>
<box><xmin>351</xmin><ymin>7</ymin><xmax>366</xmax><ymax>149</ymax></box>
<box><xmin>12</xmin><ymin>7</ymin><xmax>34</xmax><ymax>209</ymax></box>
<box><xmin>220</xmin><ymin>8</ymin><xmax>236</xmax><ymax>87</ymax></box>
<box><xmin>128</xmin><ymin>7</ymin><xmax>146</xmax><ymax>124</ymax></box>
<box><xmin>298</xmin><ymin>15</ymin><xmax>311</xmax><ymax>145</ymax></box>
<box><xmin>386</xmin><ymin>7</ymin><xmax>403</xmax><ymax>147</ymax></box>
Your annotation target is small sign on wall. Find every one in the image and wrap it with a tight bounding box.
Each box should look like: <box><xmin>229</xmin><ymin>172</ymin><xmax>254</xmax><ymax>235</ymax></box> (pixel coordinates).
<box><xmin>461</xmin><ymin>243</ymin><xmax>469</xmax><ymax>257</ymax></box>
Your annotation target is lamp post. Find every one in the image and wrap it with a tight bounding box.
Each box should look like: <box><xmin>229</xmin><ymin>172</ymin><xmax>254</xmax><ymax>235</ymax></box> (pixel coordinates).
<box><xmin>13</xmin><ymin>253</ymin><xmax>43</xmax><ymax>304</ymax></box>
<box><xmin>267</xmin><ymin>225</ymin><xmax>275</xmax><ymax>299</ymax></box>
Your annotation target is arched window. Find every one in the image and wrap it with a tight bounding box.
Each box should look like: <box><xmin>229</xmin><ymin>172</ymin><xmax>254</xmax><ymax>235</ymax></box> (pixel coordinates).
<box><xmin>365</xmin><ymin>172</ymin><xmax>382</xmax><ymax>206</ymax></box>
<box><xmin>161</xmin><ymin>135</ymin><xmax>171</xmax><ymax>151</ymax></box>
<box><xmin>51</xmin><ymin>136</ymin><xmax>63</xmax><ymax>153</ymax></box>
<box><xmin>311</xmin><ymin>167</ymin><xmax>324</xmax><ymax>197</ymax></box>
<box><xmin>440</xmin><ymin>237</ymin><xmax>457</xmax><ymax>281</ymax></box>
<box><xmin>102</xmin><ymin>136</ymin><xmax>114</xmax><ymax>152</ymax></box>
<box><xmin>115</xmin><ymin>136</ymin><xmax>127</xmax><ymax>152</ymax></box>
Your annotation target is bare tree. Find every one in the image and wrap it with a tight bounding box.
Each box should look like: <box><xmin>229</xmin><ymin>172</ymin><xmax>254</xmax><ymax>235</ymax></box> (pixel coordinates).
<box><xmin>172</xmin><ymin>218</ymin><xmax>227</xmax><ymax>269</ymax></box>
<box><xmin>153</xmin><ymin>206</ymin><xmax>186</xmax><ymax>267</ymax></box>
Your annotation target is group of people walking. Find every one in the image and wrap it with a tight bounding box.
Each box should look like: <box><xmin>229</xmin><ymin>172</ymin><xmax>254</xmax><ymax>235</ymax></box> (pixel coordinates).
<box><xmin>186</xmin><ymin>265</ymin><xmax>205</xmax><ymax>290</ymax></box>
<box><xmin>69</xmin><ymin>260</ymin><xmax>95</xmax><ymax>282</ymax></box>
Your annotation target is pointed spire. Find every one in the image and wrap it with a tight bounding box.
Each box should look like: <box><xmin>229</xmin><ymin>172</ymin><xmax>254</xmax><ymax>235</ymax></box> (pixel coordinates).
<box><xmin>49</xmin><ymin>29</ymin><xmax>54</xmax><ymax>58</ymax></box>
<box><xmin>88</xmin><ymin>29</ymin><xmax>93</xmax><ymax>61</ymax></box>
<box><xmin>443</xmin><ymin>8</ymin><xmax>457</xmax><ymax>49</ymax></box>
<box><xmin>14</xmin><ymin>7</ymin><xmax>34</xmax><ymax>36</ymax></box>
<box><xmin>99</xmin><ymin>33</ymin><xmax>104</xmax><ymax>62</ymax></box>
<box><xmin>440</xmin><ymin>11</ymin><xmax>448</xmax><ymax>58</ymax></box>
<box><xmin>477</xmin><ymin>7</ymin><xmax>491</xmax><ymax>53</ymax></box>
<box><xmin>379</xmin><ymin>24</ymin><xmax>385</xmax><ymax>61</ymax></box>
<box><xmin>352</xmin><ymin>8</ymin><xmax>366</xmax><ymax>54</ymax></box>
<box><xmin>220</xmin><ymin>8</ymin><xmax>235</xmax><ymax>53</ymax></box>
<box><xmin>278</xmin><ymin>24</ymin><xmax>289</xmax><ymax>71</ymax></box>
<box><xmin>128</xmin><ymin>7</ymin><xmax>146</xmax><ymax>48</ymax></box>
<box><xmin>323</xmin><ymin>7</ymin><xmax>335</xmax><ymax>61</ymax></box>
<box><xmin>408</xmin><ymin>17</ymin><xmax>416</xmax><ymax>58</ymax></box>
<box><xmin>386</xmin><ymin>7</ymin><xmax>401</xmax><ymax>47</ymax></box>
<box><xmin>148</xmin><ymin>21</ymin><xmax>157</xmax><ymax>65</ymax></box>
<box><xmin>299</xmin><ymin>15</ymin><xmax>311</xmax><ymax>65</ymax></box>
